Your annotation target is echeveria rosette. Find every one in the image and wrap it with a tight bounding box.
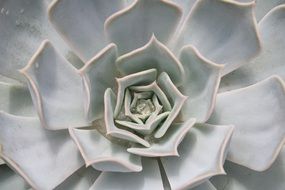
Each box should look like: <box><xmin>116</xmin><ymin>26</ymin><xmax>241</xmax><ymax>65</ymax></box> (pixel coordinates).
<box><xmin>0</xmin><ymin>0</ymin><xmax>285</xmax><ymax>190</ymax></box>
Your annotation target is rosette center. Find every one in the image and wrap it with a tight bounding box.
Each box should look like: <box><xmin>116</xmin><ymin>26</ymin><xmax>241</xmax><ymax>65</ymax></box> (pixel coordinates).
<box><xmin>131</xmin><ymin>98</ymin><xmax>155</xmax><ymax>120</ymax></box>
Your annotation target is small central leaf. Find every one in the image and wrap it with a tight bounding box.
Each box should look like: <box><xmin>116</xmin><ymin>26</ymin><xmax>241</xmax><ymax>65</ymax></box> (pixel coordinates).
<box><xmin>131</xmin><ymin>99</ymin><xmax>155</xmax><ymax>120</ymax></box>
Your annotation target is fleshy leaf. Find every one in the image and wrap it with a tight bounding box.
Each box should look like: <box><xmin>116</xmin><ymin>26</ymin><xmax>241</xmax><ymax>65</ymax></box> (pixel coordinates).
<box><xmin>104</xmin><ymin>88</ymin><xmax>150</xmax><ymax>147</ymax></box>
<box><xmin>121</xmin><ymin>89</ymin><xmax>144</xmax><ymax>124</ymax></box>
<box><xmin>161</xmin><ymin>123</ymin><xmax>234</xmax><ymax>190</ymax></box>
<box><xmin>254</xmin><ymin>0</ymin><xmax>285</xmax><ymax>21</ymax></box>
<box><xmin>0</xmin><ymin>112</ymin><xmax>84</xmax><ymax>189</ymax></box>
<box><xmin>105</xmin><ymin>0</ymin><xmax>182</xmax><ymax>55</ymax></box>
<box><xmin>69</xmin><ymin>128</ymin><xmax>142</xmax><ymax>172</ymax></box>
<box><xmin>20</xmin><ymin>40</ymin><xmax>89</xmax><ymax>130</ymax></box>
<box><xmin>55</xmin><ymin>167</ymin><xmax>100</xmax><ymax>190</ymax></box>
<box><xmin>179</xmin><ymin>45</ymin><xmax>222</xmax><ymax>122</ymax></box>
<box><xmin>211</xmin><ymin>146</ymin><xmax>285</xmax><ymax>190</ymax></box>
<box><xmin>79</xmin><ymin>44</ymin><xmax>118</xmax><ymax>122</ymax></box>
<box><xmin>123</xmin><ymin>0</ymin><xmax>134</xmax><ymax>6</ymax></box>
<box><xmin>48</xmin><ymin>0</ymin><xmax>124</xmax><ymax>61</ymax></box>
<box><xmin>220</xmin><ymin>5</ymin><xmax>285</xmax><ymax>91</ymax></box>
<box><xmin>0</xmin><ymin>165</ymin><xmax>30</xmax><ymax>190</ymax></box>
<box><xmin>172</xmin><ymin>0</ymin><xmax>261</xmax><ymax>75</ymax></box>
<box><xmin>172</xmin><ymin>0</ymin><xmax>197</xmax><ymax>21</ymax></box>
<box><xmin>209</xmin><ymin>76</ymin><xmax>285</xmax><ymax>171</ymax></box>
<box><xmin>0</xmin><ymin>0</ymin><xmax>69</xmax><ymax>82</ymax></box>
<box><xmin>114</xmin><ymin>69</ymin><xmax>157</xmax><ymax>118</ymax></box>
<box><xmin>155</xmin><ymin>72</ymin><xmax>188</xmax><ymax>138</ymax></box>
<box><xmin>130</xmin><ymin>82</ymin><xmax>171</xmax><ymax>112</ymax></box>
<box><xmin>0</xmin><ymin>82</ymin><xmax>35</xmax><ymax>116</ymax></box>
<box><xmin>90</xmin><ymin>158</ymin><xmax>164</xmax><ymax>190</ymax></box>
<box><xmin>115</xmin><ymin>115</ymin><xmax>166</xmax><ymax>135</ymax></box>
<box><xmin>116</xmin><ymin>36</ymin><xmax>185</xmax><ymax>85</ymax></box>
<box><xmin>116</xmin><ymin>112</ymin><xmax>169</xmax><ymax>136</ymax></box>
<box><xmin>192</xmin><ymin>181</ymin><xmax>217</xmax><ymax>190</ymax></box>
<box><xmin>127</xmin><ymin>118</ymin><xmax>196</xmax><ymax>157</ymax></box>
<box><xmin>116</xmin><ymin>92</ymin><xmax>169</xmax><ymax>135</ymax></box>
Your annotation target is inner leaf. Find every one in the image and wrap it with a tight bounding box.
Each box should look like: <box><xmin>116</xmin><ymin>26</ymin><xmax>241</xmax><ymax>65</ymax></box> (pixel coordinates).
<box><xmin>130</xmin><ymin>93</ymin><xmax>156</xmax><ymax>121</ymax></box>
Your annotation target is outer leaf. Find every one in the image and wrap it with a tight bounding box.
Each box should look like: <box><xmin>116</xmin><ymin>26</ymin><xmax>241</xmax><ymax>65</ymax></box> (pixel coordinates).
<box><xmin>248</xmin><ymin>0</ymin><xmax>285</xmax><ymax>21</ymax></box>
<box><xmin>161</xmin><ymin>123</ymin><xmax>234</xmax><ymax>190</ymax></box>
<box><xmin>105</xmin><ymin>0</ymin><xmax>182</xmax><ymax>55</ymax></box>
<box><xmin>20</xmin><ymin>40</ymin><xmax>89</xmax><ymax>130</ymax></box>
<box><xmin>0</xmin><ymin>112</ymin><xmax>84</xmax><ymax>189</ymax></box>
<box><xmin>211</xmin><ymin>146</ymin><xmax>285</xmax><ymax>190</ymax></box>
<box><xmin>79</xmin><ymin>44</ymin><xmax>118</xmax><ymax>122</ymax></box>
<box><xmin>90</xmin><ymin>158</ymin><xmax>164</xmax><ymax>190</ymax></box>
<box><xmin>209</xmin><ymin>76</ymin><xmax>285</xmax><ymax>171</ymax></box>
<box><xmin>0</xmin><ymin>82</ymin><xmax>35</xmax><ymax>116</ymax></box>
<box><xmin>172</xmin><ymin>0</ymin><xmax>261</xmax><ymax>75</ymax></box>
<box><xmin>179</xmin><ymin>45</ymin><xmax>222</xmax><ymax>122</ymax></box>
<box><xmin>48</xmin><ymin>0</ymin><xmax>124</xmax><ymax>61</ymax></box>
<box><xmin>172</xmin><ymin>0</ymin><xmax>197</xmax><ymax>21</ymax></box>
<box><xmin>69</xmin><ymin>128</ymin><xmax>142</xmax><ymax>172</ymax></box>
<box><xmin>192</xmin><ymin>181</ymin><xmax>217</xmax><ymax>190</ymax></box>
<box><xmin>0</xmin><ymin>165</ymin><xmax>29</xmax><ymax>190</ymax></box>
<box><xmin>55</xmin><ymin>167</ymin><xmax>100</xmax><ymax>190</ymax></box>
<box><xmin>0</xmin><ymin>0</ymin><xmax>69</xmax><ymax>82</ymax></box>
<box><xmin>221</xmin><ymin>5</ymin><xmax>285</xmax><ymax>91</ymax></box>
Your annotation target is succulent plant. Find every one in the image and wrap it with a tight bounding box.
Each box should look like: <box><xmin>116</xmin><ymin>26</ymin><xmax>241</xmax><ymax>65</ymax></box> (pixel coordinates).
<box><xmin>0</xmin><ymin>0</ymin><xmax>285</xmax><ymax>189</ymax></box>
